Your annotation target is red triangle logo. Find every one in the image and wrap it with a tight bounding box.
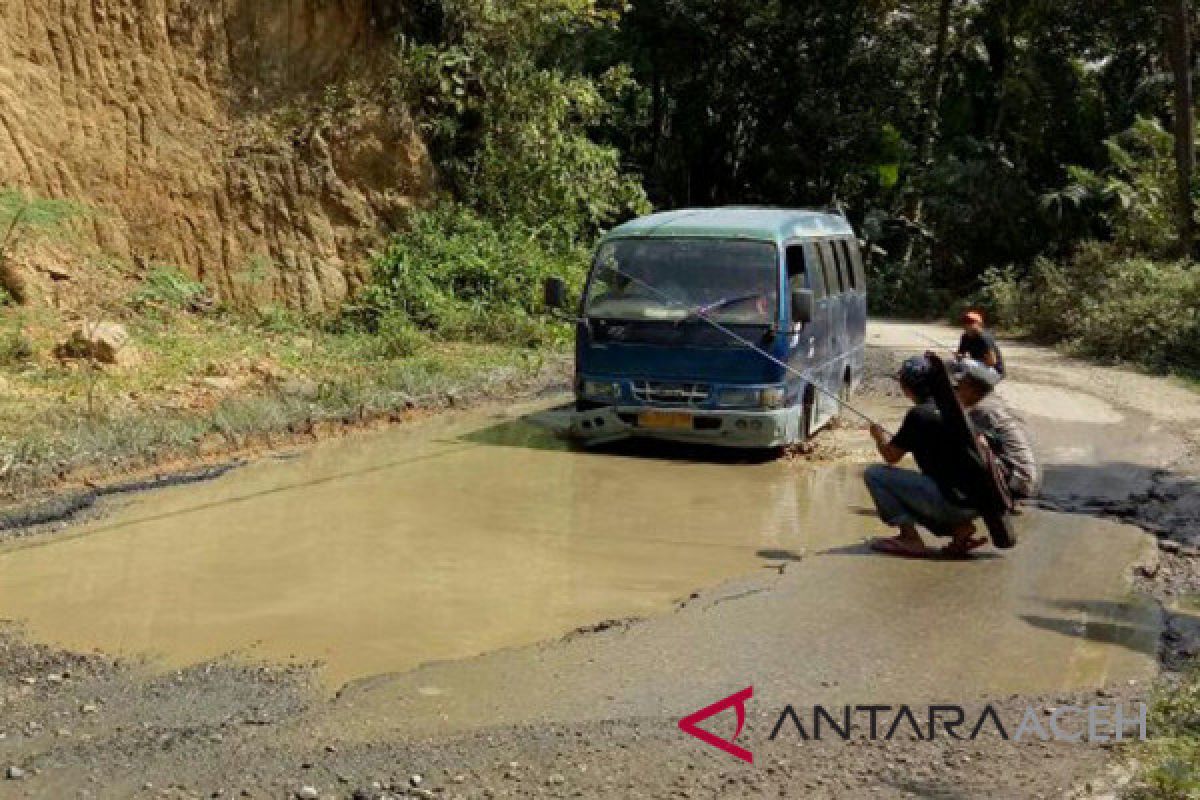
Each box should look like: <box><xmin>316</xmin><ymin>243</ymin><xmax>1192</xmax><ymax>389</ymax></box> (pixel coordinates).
<box><xmin>678</xmin><ymin>686</ymin><xmax>754</xmax><ymax>764</ymax></box>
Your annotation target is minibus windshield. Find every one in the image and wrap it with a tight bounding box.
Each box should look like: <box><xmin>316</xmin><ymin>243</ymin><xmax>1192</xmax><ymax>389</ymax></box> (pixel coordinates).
<box><xmin>584</xmin><ymin>239</ymin><xmax>779</xmax><ymax>325</ymax></box>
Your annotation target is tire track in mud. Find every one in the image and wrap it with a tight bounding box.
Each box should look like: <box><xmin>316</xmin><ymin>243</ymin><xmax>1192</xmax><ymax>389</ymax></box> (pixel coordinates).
<box><xmin>0</xmin><ymin>460</ymin><xmax>244</xmax><ymax>537</ymax></box>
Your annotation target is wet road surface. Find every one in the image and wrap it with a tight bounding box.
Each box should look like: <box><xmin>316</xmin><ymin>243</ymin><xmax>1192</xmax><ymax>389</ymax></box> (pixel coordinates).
<box><xmin>0</xmin><ymin>321</ymin><xmax>1172</xmax><ymax>735</ymax></box>
<box><xmin>323</xmin><ymin>473</ymin><xmax>1158</xmax><ymax>739</ymax></box>
<box><xmin>0</xmin><ymin>402</ymin><xmax>823</xmax><ymax>686</ymax></box>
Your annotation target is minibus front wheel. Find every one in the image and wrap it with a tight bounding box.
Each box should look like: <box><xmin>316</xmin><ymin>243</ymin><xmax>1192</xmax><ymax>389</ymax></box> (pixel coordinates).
<box><xmin>836</xmin><ymin>372</ymin><xmax>853</xmax><ymax>418</ymax></box>
<box><xmin>801</xmin><ymin>387</ymin><xmax>818</xmax><ymax>439</ymax></box>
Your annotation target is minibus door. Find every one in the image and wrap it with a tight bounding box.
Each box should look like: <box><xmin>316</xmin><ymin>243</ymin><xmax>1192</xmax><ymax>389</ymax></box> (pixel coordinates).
<box><xmin>791</xmin><ymin>241</ymin><xmax>836</xmax><ymax>428</ymax></box>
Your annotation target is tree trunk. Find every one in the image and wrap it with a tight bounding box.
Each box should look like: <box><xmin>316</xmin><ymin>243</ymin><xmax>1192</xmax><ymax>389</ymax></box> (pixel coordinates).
<box><xmin>650</xmin><ymin>48</ymin><xmax>664</xmax><ymax>190</ymax></box>
<box><xmin>1162</xmin><ymin>0</ymin><xmax>1196</xmax><ymax>258</ymax></box>
<box><xmin>900</xmin><ymin>0</ymin><xmax>955</xmax><ymax>269</ymax></box>
<box><xmin>915</xmin><ymin>0</ymin><xmax>954</xmax><ymax>174</ymax></box>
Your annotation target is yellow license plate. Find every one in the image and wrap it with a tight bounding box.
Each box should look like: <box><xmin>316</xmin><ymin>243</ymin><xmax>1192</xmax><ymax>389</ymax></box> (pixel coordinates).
<box><xmin>640</xmin><ymin>410</ymin><xmax>693</xmax><ymax>430</ymax></box>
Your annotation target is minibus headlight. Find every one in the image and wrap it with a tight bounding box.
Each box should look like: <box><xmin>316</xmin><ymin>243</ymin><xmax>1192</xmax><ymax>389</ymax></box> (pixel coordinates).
<box><xmin>761</xmin><ymin>386</ymin><xmax>786</xmax><ymax>409</ymax></box>
<box><xmin>582</xmin><ymin>380</ymin><xmax>620</xmax><ymax>401</ymax></box>
<box><xmin>717</xmin><ymin>388</ymin><xmax>762</xmax><ymax>408</ymax></box>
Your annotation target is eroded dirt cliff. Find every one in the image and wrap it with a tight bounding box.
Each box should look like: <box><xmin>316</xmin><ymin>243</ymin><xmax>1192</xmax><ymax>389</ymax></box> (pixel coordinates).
<box><xmin>0</xmin><ymin>0</ymin><xmax>433</xmax><ymax>312</ymax></box>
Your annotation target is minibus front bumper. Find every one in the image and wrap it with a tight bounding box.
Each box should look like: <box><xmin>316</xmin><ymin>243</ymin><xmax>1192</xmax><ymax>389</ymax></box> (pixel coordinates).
<box><xmin>570</xmin><ymin>405</ymin><xmax>802</xmax><ymax>448</ymax></box>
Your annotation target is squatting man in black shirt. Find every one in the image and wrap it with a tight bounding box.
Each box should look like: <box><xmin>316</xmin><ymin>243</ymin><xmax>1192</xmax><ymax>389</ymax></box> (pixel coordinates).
<box><xmin>864</xmin><ymin>355</ymin><xmax>986</xmax><ymax>558</ymax></box>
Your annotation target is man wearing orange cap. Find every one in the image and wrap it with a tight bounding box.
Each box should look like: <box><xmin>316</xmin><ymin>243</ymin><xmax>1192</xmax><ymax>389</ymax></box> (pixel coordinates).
<box><xmin>957</xmin><ymin>311</ymin><xmax>1005</xmax><ymax>379</ymax></box>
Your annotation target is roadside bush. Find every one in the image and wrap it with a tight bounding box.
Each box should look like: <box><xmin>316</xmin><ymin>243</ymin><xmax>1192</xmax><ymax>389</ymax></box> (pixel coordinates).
<box><xmin>1128</xmin><ymin>669</ymin><xmax>1200</xmax><ymax>799</ymax></box>
<box><xmin>371</xmin><ymin>312</ymin><xmax>429</xmax><ymax>358</ymax></box>
<box><xmin>979</xmin><ymin>242</ymin><xmax>1200</xmax><ymax>373</ymax></box>
<box><xmin>867</xmin><ymin>256</ymin><xmax>957</xmax><ymax>318</ymax></box>
<box><xmin>0</xmin><ymin>188</ymin><xmax>86</xmax><ymax>305</ymax></box>
<box><xmin>351</xmin><ymin>205</ymin><xmax>586</xmax><ymax>346</ymax></box>
<box><xmin>0</xmin><ymin>322</ymin><xmax>34</xmax><ymax>367</ymax></box>
<box><xmin>132</xmin><ymin>265</ymin><xmax>208</xmax><ymax>312</ymax></box>
<box><xmin>976</xmin><ymin>119</ymin><xmax>1200</xmax><ymax>375</ymax></box>
<box><xmin>343</xmin><ymin>2</ymin><xmax>646</xmax><ymax>354</ymax></box>
<box><xmin>255</xmin><ymin>305</ymin><xmax>317</xmax><ymax>335</ymax></box>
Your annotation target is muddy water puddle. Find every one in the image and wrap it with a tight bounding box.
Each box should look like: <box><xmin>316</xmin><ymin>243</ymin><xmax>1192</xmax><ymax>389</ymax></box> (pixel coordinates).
<box><xmin>0</xmin><ymin>399</ymin><xmax>852</xmax><ymax>686</ymax></box>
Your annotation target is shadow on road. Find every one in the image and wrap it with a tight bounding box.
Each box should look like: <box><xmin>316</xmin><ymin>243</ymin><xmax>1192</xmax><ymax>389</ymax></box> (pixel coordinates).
<box><xmin>1019</xmin><ymin>614</ymin><xmax>1157</xmax><ymax>655</ymax></box>
<box><xmin>1019</xmin><ymin>597</ymin><xmax>1161</xmax><ymax>657</ymax></box>
<box><xmin>756</xmin><ymin>548</ymin><xmax>805</xmax><ymax>562</ymax></box>
<box><xmin>815</xmin><ymin>541</ymin><xmax>1006</xmax><ymax>562</ymax></box>
<box><xmin>457</xmin><ymin>410</ymin><xmax>574</xmax><ymax>453</ymax></box>
<box><xmin>458</xmin><ymin>407</ymin><xmax>783</xmax><ymax>465</ymax></box>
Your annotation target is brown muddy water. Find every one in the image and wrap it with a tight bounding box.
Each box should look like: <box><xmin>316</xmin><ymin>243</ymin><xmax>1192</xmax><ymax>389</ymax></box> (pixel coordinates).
<box><xmin>0</xmin><ymin>399</ymin><xmax>856</xmax><ymax>687</ymax></box>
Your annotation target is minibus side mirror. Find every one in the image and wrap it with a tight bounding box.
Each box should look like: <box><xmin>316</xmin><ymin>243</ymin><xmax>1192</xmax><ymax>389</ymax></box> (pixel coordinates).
<box><xmin>791</xmin><ymin>288</ymin><xmax>815</xmax><ymax>325</ymax></box>
<box><xmin>543</xmin><ymin>276</ymin><xmax>568</xmax><ymax>310</ymax></box>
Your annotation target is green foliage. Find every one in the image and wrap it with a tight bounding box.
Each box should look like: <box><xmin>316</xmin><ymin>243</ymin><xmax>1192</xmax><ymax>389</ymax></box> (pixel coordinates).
<box><xmin>0</xmin><ymin>188</ymin><xmax>86</xmax><ymax>304</ymax></box>
<box><xmin>979</xmin><ymin>242</ymin><xmax>1200</xmax><ymax>373</ymax></box>
<box><xmin>1043</xmin><ymin>118</ymin><xmax>1186</xmax><ymax>260</ymax></box>
<box><xmin>0</xmin><ymin>321</ymin><xmax>34</xmax><ymax>367</ymax></box>
<box><xmin>357</xmin><ymin>0</ymin><xmax>1177</xmax><ymax>353</ymax></box>
<box><xmin>604</xmin><ymin>0</ymin><xmax>912</xmax><ymax>209</ymax></box>
<box><xmin>590</xmin><ymin>0</ymin><xmax>1161</xmax><ymax>299</ymax></box>
<box><xmin>354</xmin><ymin>205</ymin><xmax>585</xmax><ymax>346</ymax></box>
<box><xmin>132</xmin><ymin>265</ymin><xmax>208</xmax><ymax>312</ymax></box>
<box><xmin>391</xmin><ymin>0</ymin><xmax>649</xmax><ymax>239</ymax></box>
<box><xmin>236</xmin><ymin>255</ymin><xmax>273</xmax><ymax>290</ymax></box>
<box><xmin>918</xmin><ymin>139</ymin><xmax>1050</xmax><ymax>288</ymax></box>
<box><xmin>866</xmin><ymin>256</ymin><xmax>954</xmax><ymax>319</ymax></box>
<box><xmin>353</xmin><ymin>1</ymin><xmax>646</xmax><ymax>352</ymax></box>
<box><xmin>1137</xmin><ymin>759</ymin><xmax>1200</xmax><ymax>800</ymax></box>
<box><xmin>255</xmin><ymin>305</ymin><xmax>312</xmax><ymax>335</ymax></box>
<box><xmin>371</xmin><ymin>312</ymin><xmax>430</xmax><ymax>359</ymax></box>
<box><xmin>0</xmin><ymin>188</ymin><xmax>84</xmax><ymax>235</ymax></box>
<box><xmin>0</xmin><ymin>334</ymin><xmax>552</xmax><ymax>500</ymax></box>
<box><xmin>1127</xmin><ymin>670</ymin><xmax>1200</xmax><ymax>799</ymax></box>
<box><xmin>976</xmin><ymin>117</ymin><xmax>1200</xmax><ymax>376</ymax></box>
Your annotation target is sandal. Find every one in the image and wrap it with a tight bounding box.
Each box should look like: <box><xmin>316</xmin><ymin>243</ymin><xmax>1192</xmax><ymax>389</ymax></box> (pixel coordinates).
<box><xmin>940</xmin><ymin>535</ymin><xmax>989</xmax><ymax>559</ymax></box>
<box><xmin>869</xmin><ymin>537</ymin><xmax>932</xmax><ymax>559</ymax></box>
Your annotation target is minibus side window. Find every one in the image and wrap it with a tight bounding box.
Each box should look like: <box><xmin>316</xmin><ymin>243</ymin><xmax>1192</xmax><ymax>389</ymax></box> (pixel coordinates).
<box><xmin>845</xmin><ymin>239</ymin><xmax>867</xmax><ymax>292</ymax></box>
<box><xmin>837</xmin><ymin>239</ymin><xmax>858</xmax><ymax>291</ymax></box>
<box><xmin>833</xmin><ymin>241</ymin><xmax>852</xmax><ymax>293</ymax></box>
<box><xmin>801</xmin><ymin>241</ymin><xmax>830</xmax><ymax>299</ymax></box>
<box><xmin>817</xmin><ymin>241</ymin><xmax>842</xmax><ymax>295</ymax></box>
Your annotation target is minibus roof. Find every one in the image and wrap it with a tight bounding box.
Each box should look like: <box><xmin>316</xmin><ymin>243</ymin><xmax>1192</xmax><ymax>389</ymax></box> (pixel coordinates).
<box><xmin>603</xmin><ymin>207</ymin><xmax>855</xmax><ymax>243</ymax></box>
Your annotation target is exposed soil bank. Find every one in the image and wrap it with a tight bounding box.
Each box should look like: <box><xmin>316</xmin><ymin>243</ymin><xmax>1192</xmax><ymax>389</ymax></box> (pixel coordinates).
<box><xmin>1</xmin><ymin>0</ymin><xmax>432</xmax><ymax>312</ymax></box>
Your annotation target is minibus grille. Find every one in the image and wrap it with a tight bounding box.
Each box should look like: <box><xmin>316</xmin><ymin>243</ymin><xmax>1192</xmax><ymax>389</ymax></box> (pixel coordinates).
<box><xmin>632</xmin><ymin>381</ymin><xmax>711</xmax><ymax>406</ymax></box>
